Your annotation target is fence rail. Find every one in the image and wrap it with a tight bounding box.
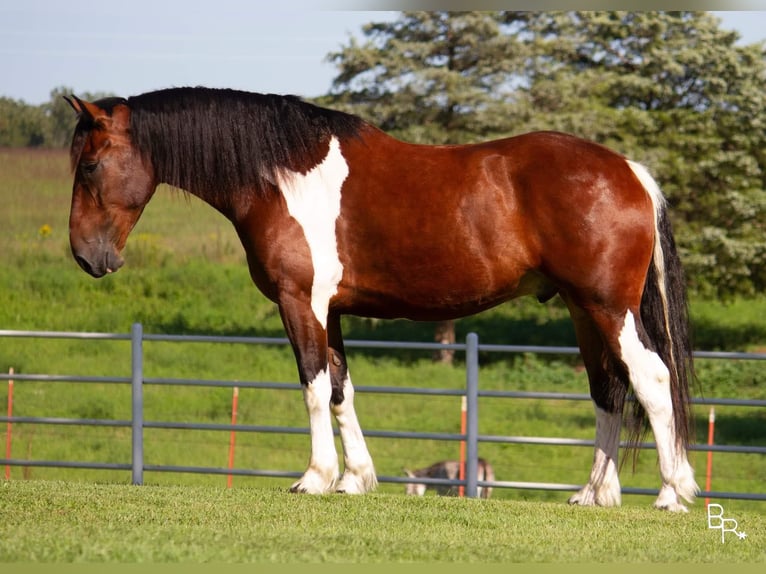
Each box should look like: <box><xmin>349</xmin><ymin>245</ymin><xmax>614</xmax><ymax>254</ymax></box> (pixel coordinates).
<box><xmin>1</xmin><ymin>324</ymin><xmax>765</xmax><ymax>501</ymax></box>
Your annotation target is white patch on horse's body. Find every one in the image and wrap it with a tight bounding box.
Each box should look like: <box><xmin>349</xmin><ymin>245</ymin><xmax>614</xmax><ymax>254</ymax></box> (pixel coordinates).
<box><xmin>331</xmin><ymin>373</ymin><xmax>378</xmax><ymax>494</ymax></box>
<box><xmin>569</xmin><ymin>406</ymin><xmax>622</xmax><ymax>507</ymax></box>
<box><xmin>617</xmin><ymin>310</ymin><xmax>698</xmax><ymax>511</ymax></box>
<box><xmin>292</xmin><ymin>368</ymin><xmax>339</xmax><ymax>493</ymax></box>
<box><xmin>278</xmin><ymin>137</ymin><xmax>348</xmax><ymax>329</ymax></box>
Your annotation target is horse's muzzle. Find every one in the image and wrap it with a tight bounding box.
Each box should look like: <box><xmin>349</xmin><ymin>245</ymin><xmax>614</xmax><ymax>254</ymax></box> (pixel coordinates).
<box><xmin>72</xmin><ymin>248</ymin><xmax>124</xmax><ymax>278</ymax></box>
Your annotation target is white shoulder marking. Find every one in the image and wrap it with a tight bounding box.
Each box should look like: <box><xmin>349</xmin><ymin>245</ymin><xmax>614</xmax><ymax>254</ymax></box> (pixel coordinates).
<box><xmin>278</xmin><ymin>137</ymin><xmax>348</xmax><ymax>329</ymax></box>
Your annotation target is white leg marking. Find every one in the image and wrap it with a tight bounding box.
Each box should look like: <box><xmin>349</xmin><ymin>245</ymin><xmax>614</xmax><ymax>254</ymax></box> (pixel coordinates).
<box><xmin>618</xmin><ymin>311</ymin><xmax>698</xmax><ymax>511</ymax></box>
<box><xmin>331</xmin><ymin>373</ymin><xmax>378</xmax><ymax>494</ymax></box>
<box><xmin>278</xmin><ymin>137</ymin><xmax>348</xmax><ymax>329</ymax></box>
<box><xmin>569</xmin><ymin>406</ymin><xmax>622</xmax><ymax>507</ymax></box>
<box><xmin>291</xmin><ymin>369</ymin><xmax>339</xmax><ymax>494</ymax></box>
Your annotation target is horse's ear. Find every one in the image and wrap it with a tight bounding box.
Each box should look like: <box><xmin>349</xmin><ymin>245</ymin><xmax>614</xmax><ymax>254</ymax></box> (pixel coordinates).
<box><xmin>64</xmin><ymin>95</ymin><xmax>108</xmax><ymax>124</ymax></box>
<box><xmin>63</xmin><ymin>95</ymin><xmax>80</xmax><ymax>114</ymax></box>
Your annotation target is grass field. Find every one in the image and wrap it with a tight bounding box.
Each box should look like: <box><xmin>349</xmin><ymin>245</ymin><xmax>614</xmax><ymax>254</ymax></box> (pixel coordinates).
<box><xmin>1</xmin><ymin>481</ymin><xmax>764</xmax><ymax>562</ymax></box>
<box><xmin>1</xmin><ymin>147</ymin><xmax>765</xmax><ymax>562</ymax></box>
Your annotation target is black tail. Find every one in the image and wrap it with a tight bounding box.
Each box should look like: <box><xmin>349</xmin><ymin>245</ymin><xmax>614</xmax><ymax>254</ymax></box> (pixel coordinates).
<box><xmin>633</xmin><ymin>206</ymin><xmax>696</xmax><ymax>451</ymax></box>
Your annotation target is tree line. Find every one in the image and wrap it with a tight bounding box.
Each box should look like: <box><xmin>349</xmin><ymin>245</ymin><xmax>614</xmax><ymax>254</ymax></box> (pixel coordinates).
<box><xmin>2</xmin><ymin>11</ymin><xmax>764</xmax><ymax>301</ymax></box>
<box><xmin>0</xmin><ymin>87</ymin><xmax>114</xmax><ymax>148</ymax></box>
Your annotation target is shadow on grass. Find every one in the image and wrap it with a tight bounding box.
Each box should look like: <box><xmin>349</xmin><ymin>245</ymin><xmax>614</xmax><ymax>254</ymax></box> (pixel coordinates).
<box><xmin>153</xmin><ymin>320</ymin><xmax>282</xmax><ymax>339</ymax></box>
<box><xmin>694</xmin><ymin>411</ymin><xmax>766</xmax><ymax>447</ymax></box>
<box><xmin>690</xmin><ymin>317</ymin><xmax>766</xmax><ymax>352</ymax></box>
<box><xmin>150</xmin><ymin>311</ymin><xmax>580</xmax><ymax>365</ymax></box>
<box><xmin>149</xmin><ymin>294</ymin><xmax>766</xmax><ymax>367</ymax></box>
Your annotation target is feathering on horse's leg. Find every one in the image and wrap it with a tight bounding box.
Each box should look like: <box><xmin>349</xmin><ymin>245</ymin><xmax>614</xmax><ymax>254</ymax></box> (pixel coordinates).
<box><xmin>569</xmin><ymin>407</ymin><xmax>623</xmax><ymax>507</ymax></box>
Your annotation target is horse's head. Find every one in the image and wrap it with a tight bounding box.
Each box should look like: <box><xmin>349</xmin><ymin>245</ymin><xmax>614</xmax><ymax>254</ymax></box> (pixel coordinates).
<box><xmin>65</xmin><ymin>95</ymin><xmax>155</xmax><ymax>278</ymax></box>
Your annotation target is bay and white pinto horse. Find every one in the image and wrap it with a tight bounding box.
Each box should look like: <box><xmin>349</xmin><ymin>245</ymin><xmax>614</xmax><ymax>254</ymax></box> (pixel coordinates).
<box><xmin>65</xmin><ymin>87</ymin><xmax>697</xmax><ymax>510</ymax></box>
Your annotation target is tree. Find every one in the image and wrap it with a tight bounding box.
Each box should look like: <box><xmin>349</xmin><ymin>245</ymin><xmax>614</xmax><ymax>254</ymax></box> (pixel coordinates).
<box><xmin>0</xmin><ymin>97</ymin><xmax>46</xmax><ymax>147</ymax></box>
<box><xmin>325</xmin><ymin>11</ymin><xmax>766</xmax><ymax>300</ymax></box>
<box><xmin>0</xmin><ymin>87</ymin><xmax>115</xmax><ymax>148</ymax></box>
<box><xmin>324</xmin><ymin>11</ymin><xmax>528</xmax><ymax>143</ymax></box>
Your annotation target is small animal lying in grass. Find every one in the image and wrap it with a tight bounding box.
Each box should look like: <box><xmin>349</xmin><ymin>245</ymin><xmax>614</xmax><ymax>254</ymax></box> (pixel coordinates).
<box><xmin>404</xmin><ymin>459</ymin><xmax>494</xmax><ymax>499</ymax></box>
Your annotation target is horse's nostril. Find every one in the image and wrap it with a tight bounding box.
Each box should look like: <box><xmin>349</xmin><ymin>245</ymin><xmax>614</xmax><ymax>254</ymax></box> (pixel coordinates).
<box><xmin>74</xmin><ymin>254</ymin><xmax>94</xmax><ymax>275</ymax></box>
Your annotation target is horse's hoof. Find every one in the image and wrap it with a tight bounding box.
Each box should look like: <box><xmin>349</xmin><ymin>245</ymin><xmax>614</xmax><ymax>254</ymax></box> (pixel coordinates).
<box><xmin>568</xmin><ymin>490</ymin><xmax>594</xmax><ymax>507</ymax></box>
<box><xmin>654</xmin><ymin>501</ymin><xmax>689</xmax><ymax>513</ymax></box>
<box><xmin>289</xmin><ymin>481</ymin><xmax>308</xmax><ymax>494</ymax></box>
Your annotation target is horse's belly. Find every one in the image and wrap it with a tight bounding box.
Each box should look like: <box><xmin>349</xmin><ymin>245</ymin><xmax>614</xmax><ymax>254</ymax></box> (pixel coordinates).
<box><xmin>335</xmin><ymin>268</ymin><xmax>555</xmax><ymax>321</ymax></box>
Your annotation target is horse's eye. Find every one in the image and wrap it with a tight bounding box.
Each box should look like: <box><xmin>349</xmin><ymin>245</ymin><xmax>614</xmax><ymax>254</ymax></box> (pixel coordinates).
<box><xmin>81</xmin><ymin>161</ymin><xmax>99</xmax><ymax>175</ymax></box>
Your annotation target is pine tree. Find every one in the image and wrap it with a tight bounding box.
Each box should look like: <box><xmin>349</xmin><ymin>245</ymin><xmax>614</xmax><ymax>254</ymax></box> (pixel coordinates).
<box><xmin>325</xmin><ymin>11</ymin><xmax>527</xmax><ymax>144</ymax></box>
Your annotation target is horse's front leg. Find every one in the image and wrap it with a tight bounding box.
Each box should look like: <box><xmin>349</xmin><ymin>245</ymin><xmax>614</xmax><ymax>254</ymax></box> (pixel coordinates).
<box><xmin>327</xmin><ymin>313</ymin><xmax>377</xmax><ymax>494</ymax></box>
<box><xmin>279</xmin><ymin>298</ymin><xmax>339</xmax><ymax>494</ymax></box>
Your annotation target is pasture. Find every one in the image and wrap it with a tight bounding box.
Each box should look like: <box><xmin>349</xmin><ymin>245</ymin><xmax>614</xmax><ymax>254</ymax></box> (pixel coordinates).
<box><xmin>1</xmin><ymin>480</ymin><xmax>764</xmax><ymax>562</ymax></box>
<box><xmin>1</xmin><ymin>148</ymin><xmax>765</xmax><ymax>562</ymax></box>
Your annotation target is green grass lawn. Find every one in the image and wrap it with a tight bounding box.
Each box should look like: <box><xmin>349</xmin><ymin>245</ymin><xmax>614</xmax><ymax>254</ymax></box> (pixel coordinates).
<box><xmin>1</xmin><ymin>480</ymin><xmax>763</xmax><ymax>562</ymax></box>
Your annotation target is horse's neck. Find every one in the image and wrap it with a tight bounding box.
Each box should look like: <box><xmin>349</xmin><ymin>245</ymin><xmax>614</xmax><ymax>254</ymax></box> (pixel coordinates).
<box><xmin>166</xmin><ymin>180</ymin><xmax>248</xmax><ymax>223</ymax></box>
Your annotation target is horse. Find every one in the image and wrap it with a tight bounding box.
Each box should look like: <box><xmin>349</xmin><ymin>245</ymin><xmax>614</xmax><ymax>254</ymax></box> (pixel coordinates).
<box><xmin>404</xmin><ymin>459</ymin><xmax>495</xmax><ymax>499</ymax></box>
<box><xmin>64</xmin><ymin>86</ymin><xmax>698</xmax><ymax>511</ymax></box>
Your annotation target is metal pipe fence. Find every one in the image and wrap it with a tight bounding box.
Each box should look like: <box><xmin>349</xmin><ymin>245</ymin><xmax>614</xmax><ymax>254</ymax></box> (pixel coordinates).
<box><xmin>1</xmin><ymin>324</ymin><xmax>764</xmax><ymax>501</ymax></box>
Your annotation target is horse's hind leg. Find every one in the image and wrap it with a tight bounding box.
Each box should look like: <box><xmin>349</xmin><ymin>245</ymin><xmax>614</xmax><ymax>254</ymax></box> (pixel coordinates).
<box><xmin>564</xmin><ymin>301</ymin><xmax>625</xmax><ymax>507</ymax></box>
<box><xmin>585</xmin><ymin>305</ymin><xmax>697</xmax><ymax>512</ymax></box>
<box><xmin>327</xmin><ymin>313</ymin><xmax>377</xmax><ymax>494</ymax></box>
<box><xmin>612</xmin><ymin>310</ymin><xmax>697</xmax><ymax>511</ymax></box>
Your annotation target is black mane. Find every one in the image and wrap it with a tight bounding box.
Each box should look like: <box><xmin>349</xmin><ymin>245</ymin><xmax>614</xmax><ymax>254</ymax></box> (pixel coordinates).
<box><xmin>124</xmin><ymin>87</ymin><xmax>365</xmax><ymax>201</ymax></box>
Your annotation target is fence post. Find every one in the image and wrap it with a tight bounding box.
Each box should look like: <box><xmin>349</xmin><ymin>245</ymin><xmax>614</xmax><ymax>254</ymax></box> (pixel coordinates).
<box><xmin>705</xmin><ymin>406</ymin><xmax>715</xmax><ymax>508</ymax></box>
<box><xmin>5</xmin><ymin>368</ymin><xmax>13</xmax><ymax>481</ymax></box>
<box><xmin>465</xmin><ymin>332</ymin><xmax>479</xmax><ymax>498</ymax></box>
<box><xmin>131</xmin><ymin>322</ymin><xmax>144</xmax><ymax>485</ymax></box>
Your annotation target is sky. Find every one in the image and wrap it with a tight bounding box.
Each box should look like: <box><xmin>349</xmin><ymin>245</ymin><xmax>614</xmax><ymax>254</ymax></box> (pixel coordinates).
<box><xmin>1</xmin><ymin>2</ymin><xmax>765</xmax><ymax>106</ymax></box>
